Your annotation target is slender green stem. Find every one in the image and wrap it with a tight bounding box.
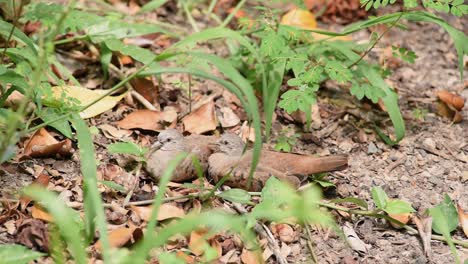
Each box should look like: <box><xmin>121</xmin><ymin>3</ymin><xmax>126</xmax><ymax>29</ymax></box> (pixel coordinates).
<box><xmin>54</xmin><ymin>35</ymin><xmax>89</xmax><ymax>45</ymax></box>
<box><xmin>206</xmin><ymin>0</ymin><xmax>218</xmax><ymax>15</ymax></box>
<box><xmin>220</xmin><ymin>0</ymin><xmax>246</xmax><ymax>28</ymax></box>
<box><xmin>348</xmin><ymin>12</ymin><xmax>404</xmax><ymax>69</ymax></box>
<box><xmin>182</xmin><ymin>0</ymin><xmax>200</xmax><ymax>32</ymax></box>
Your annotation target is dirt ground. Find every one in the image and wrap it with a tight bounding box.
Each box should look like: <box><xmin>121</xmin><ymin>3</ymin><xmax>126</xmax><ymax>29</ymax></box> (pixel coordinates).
<box><xmin>0</xmin><ymin>4</ymin><xmax>467</xmax><ymax>264</ymax></box>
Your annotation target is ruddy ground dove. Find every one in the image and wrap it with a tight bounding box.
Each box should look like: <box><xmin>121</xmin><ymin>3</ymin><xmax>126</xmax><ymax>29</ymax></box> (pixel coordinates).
<box><xmin>208</xmin><ymin>133</ymin><xmax>348</xmax><ymax>191</ymax></box>
<box><xmin>145</xmin><ymin>129</ymin><xmax>216</xmax><ymax>182</ymax></box>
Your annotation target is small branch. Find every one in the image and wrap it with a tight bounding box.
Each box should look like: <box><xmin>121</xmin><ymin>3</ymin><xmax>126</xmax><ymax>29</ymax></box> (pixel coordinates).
<box><xmin>305</xmin><ymin>224</ymin><xmax>318</xmax><ymax>263</ymax></box>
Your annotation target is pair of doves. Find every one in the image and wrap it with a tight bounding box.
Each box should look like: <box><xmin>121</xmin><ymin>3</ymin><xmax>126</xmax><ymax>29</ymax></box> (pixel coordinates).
<box><xmin>146</xmin><ymin>129</ymin><xmax>348</xmax><ymax>191</ymax></box>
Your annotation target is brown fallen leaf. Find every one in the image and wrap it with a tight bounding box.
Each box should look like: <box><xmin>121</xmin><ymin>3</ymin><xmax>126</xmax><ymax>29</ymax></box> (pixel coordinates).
<box><xmin>31</xmin><ymin>205</ymin><xmax>54</xmax><ymax>222</ymax></box>
<box><xmin>176</xmin><ymin>251</ymin><xmax>196</xmax><ymax>264</ymax></box>
<box><xmin>342</xmin><ymin>222</ymin><xmax>370</xmax><ymax>255</ymax></box>
<box><xmin>270</xmin><ymin>223</ymin><xmax>296</xmax><ymax>243</ymax></box>
<box><xmin>19</xmin><ymin>173</ymin><xmax>50</xmax><ymax>211</ymax></box>
<box><xmin>219</xmin><ymin>107</ymin><xmax>240</xmax><ymax>128</ymax></box>
<box><xmin>189</xmin><ymin>229</ymin><xmax>209</xmax><ymax>256</ymax></box>
<box><xmin>388</xmin><ymin>212</ymin><xmax>411</xmax><ymax>229</ymax></box>
<box><xmin>100</xmin><ymin>164</ymin><xmax>134</xmax><ymax>193</ymax></box>
<box><xmin>117</xmin><ymin>109</ymin><xmax>177</xmax><ymax>131</ymax></box>
<box><xmin>456</xmin><ymin>204</ymin><xmax>468</xmax><ymax>237</ymax></box>
<box><xmin>98</xmin><ymin>124</ymin><xmax>133</xmax><ymax>139</ymax></box>
<box><xmin>130</xmin><ymin>203</ymin><xmax>185</xmax><ymax>222</ymax></box>
<box><xmin>280</xmin><ymin>8</ymin><xmax>351</xmax><ymax>41</ymax></box>
<box><xmin>23</xmin><ymin>128</ymin><xmax>73</xmax><ymax>159</ymax></box>
<box><xmin>183</xmin><ymin>101</ymin><xmax>218</xmax><ymax>134</ymax></box>
<box><xmin>437</xmin><ymin>90</ymin><xmax>465</xmax><ymax>111</ymax></box>
<box><xmin>412</xmin><ymin>215</ymin><xmax>433</xmax><ymax>260</ymax></box>
<box><xmin>130</xmin><ymin>77</ymin><xmax>159</xmax><ymax>105</ymax></box>
<box><xmin>94</xmin><ymin>225</ymin><xmax>142</xmax><ymax>252</ymax></box>
<box><xmin>16</xmin><ymin>219</ymin><xmax>49</xmax><ymax>252</ymax></box>
<box><xmin>241</xmin><ymin>248</ymin><xmax>264</xmax><ymax>264</ymax></box>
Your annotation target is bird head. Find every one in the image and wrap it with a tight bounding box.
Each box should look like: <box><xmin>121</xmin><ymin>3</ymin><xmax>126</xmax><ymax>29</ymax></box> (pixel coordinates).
<box><xmin>209</xmin><ymin>133</ymin><xmax>245</xmax><ymax>156</ymax></box>
<box><xmin>152</xmin><ymin>129</ymin><xmax>184</xmax><ymax>151</ymax></box>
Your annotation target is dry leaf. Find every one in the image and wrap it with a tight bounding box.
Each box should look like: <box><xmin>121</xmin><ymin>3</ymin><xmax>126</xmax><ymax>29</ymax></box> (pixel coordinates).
<box><xmin>176</xmin><ymin>251</ymin><xmax>196</xmax><ymax>264</ymax></box>
<box><xmin>117</xmin><ymin>109</ymin><xmax>177</xmax><ymax>131</ymax></box>
<box><xmin>241</xmin><ymin>248</ymin><xmax>264</xmax><ymax>264</ymax></box>
<box><xmin>98</xmin><ymin>124</ymin><xmax>133</xmax><ymax>139</ymax></box>
<box><xmin>16</xmin><ymin>219</ymin><xmax>49</xmax><ymax>252</ymax></box>
<box><xmin>189</xmin><ymin>229</ymin><xmax>208</xmax><ymax>256</ymax></box>
<box><xmin>100</xmin><ymin>164</ymin><xmax>134</xmax><ymax>193</ymax></box>
<box><xmin>271</xmin><ymin>223</ymin><xmax>296</xmax><ymax>243</ymax></box>
<box><xmin>23</xmin><ymin>128</ymin><xmax>73</xmax><ymax>159</ymax></box>
<box><xmin>19</xmin><ymin>173</ymin><xmax>49</xmax><ymax>210</ymax></box>
<box><xmin>413</xmin><ymin>215</ymin><xmax>433</xmax><ymax>260</ymax></box>
<box><xmin>437</xmin><ymin>90</ymin><xmax>465</xmax><ymax>111</ymax></box>
<box><xmin>280</xmin><ymin>8</ymin><xmax>351</xmax><ymax>41</ymax></box>
<box><xmin>131</xmin><ymin>203</ymin><xmax>185</xmax><ymax>222</ymax></box>
<box><xmin>183</xmin><ymin>101</ymin><xmax>217</xmax><ymax>134</ymax></box>
<box><xmin>388</xmin><ymin>213</ymin><xmax>411</xmax><ymax>229</ymax></box>
<box><xmin>47</xmin><ymin>86</ymin><xmax>127</xmax><ymax>119</ymax></box>
<box><xmin>219</xmin><ymin>107</ymin><xmax>240</xmax><ymax>128</ymax></box>
<box><xmin>281</xmin><ymin>8</ymin><xmax>317</xmax><ymax>29</ymax></box>
<box><xmin>130</xmin><ymin>77</ymin><xmax>159</xmax><ymax>105</ymax></box>
<box><xmin>456</xmin><ymin>204</ymin><xmax>468</xmax><ymax>237</ymax></box>
<box><xmin>342</xmin><ymin>222</ymin><xmax>370</xmax><ymax>255</ymax></box>
<box><xmin>31</xmin><ymin>205</ymin><xmax>54</xmax><ymax>222</ymax></box>
<box><xmin>240</xmin><ymin>121</ymin><xmax>255</xmax><ymax>142</ymax></box>
<box><xmin>94</xmin><ymin>225</ymin><xmax>142</xmax><ymax>252</ymax></box>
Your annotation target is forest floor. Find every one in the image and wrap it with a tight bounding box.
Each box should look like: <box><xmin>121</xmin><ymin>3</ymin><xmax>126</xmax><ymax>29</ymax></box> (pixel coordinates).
<box><xmin>0</xmin><ymin>2</ymin><xmax>467</xmax><ymax>263</ymax></box>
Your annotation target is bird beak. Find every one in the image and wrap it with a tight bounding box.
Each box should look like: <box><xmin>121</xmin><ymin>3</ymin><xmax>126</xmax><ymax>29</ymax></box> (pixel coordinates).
<box><xmin>151</xmin><ymin>141</ymin><xmax>162</xmax><ymax>150</ymax></box>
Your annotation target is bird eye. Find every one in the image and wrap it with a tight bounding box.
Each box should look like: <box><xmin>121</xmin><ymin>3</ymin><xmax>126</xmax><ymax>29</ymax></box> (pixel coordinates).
<box><xmin>222</xmin><ymin>140</ymin><xmax>228</xmax><ymax>145</ymax></box>
<box><xmin>167</xmin><ymin>138</ymin><xmax>172</xmax><ymax>142</ymax></box>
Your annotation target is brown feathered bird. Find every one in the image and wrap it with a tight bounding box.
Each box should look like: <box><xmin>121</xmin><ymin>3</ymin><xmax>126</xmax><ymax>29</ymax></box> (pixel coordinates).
<box><xmin>146</xmin><ymin>129</ymin><xmax>216</xmax><ymax>182</ymax></box>
<box><xmin>208</xmin><ymin>133</ymin><xmax>348</xmax><ymax>191</ymax></box>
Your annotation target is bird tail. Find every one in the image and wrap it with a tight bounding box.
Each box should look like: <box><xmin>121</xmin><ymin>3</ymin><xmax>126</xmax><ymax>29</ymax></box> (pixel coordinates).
<box><xmin>298</xmin><ymin>155</ymin><xmax>348</xmax><ymax>174</ymax></box>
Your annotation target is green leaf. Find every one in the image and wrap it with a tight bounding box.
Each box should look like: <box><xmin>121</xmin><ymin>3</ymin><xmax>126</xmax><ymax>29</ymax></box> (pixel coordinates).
<box><xmin>0</xmin><ymin>244</ymin><xmax>45</xmax><ymax>264</ymax></box>
<box><xmin>315</xmin><ymin>180</ymin><xmax>335</xmax><ymax>188</ymax></box>
<box><xmin>87</xmin><ymin>21</ymin><xmax>167</xmax><ymax>43</ymax></box>
<box><xmin>428</xmin><ymin>194</ymin><xmax>460</xmax><ymax>263</ymax></box>
<box><xmin>0</xmin><ymin>20</ymin><xmax>37</xmax><ymax>54</ymax></box>
<box><xmin>429</xmin><ymin>194</ymin><xmax>459</xmax><ymax>234</ymax></box>
<box><xmin>384</xmin><ymin>199</ymin><xmax>415</xmax><ymax>214</ymax></box>
<box><xmin>371</xmin><ymin>186</ymin><xmax>388</xmax><ymax>209</ymax></box>
<box><xmin>217</xmin><ymin>189</ymin><xmax>252</xmax><ymax>204</ymax></box>
<box><xmin>350</xmin><ymin>83</ymin><xmax>365</xmax><ymax>100</ymax></box>
<box><xmin>103</xmin><ymin>39</ymin><xmax>156</xmax><ymax>64</ymax></box>
<box><xmin>325</xmin><ymin>60</ymin><xmax>352</xmax><ymax>83</ymax></box>
<box><xmin>70</xmin><ymin>115</ymin><xmax>109</xmax><ymax>260</ymax></box>
<box><xmin>139</xmin><ymin>0</ymin><xmax>169</xmax><ymax>13</ymax></box>
<box><xmin>108</xmin><ymin>141</ymin><xmax>147</xmax><ymax>156</ymax></box>
<box><xmin>329</xmin><ymin>197</ymin><xmax>369</xmax><ymax>210</ymax></box>
<box><xmin>278</xmin><ymin>89</ymin><xmax>316</xmax><ymax>114</ymax></box>
<box><xmin>37</xmin><ymin>108</ymin><xmax>73</xmax><ymax>138</ymax></box>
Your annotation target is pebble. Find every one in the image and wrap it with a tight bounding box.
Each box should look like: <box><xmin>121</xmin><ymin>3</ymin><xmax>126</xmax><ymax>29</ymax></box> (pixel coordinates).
<box><xmin>422</xmin><ymin>138</ymin><xmax>436</xmax><ymax>150</ymax></box>
<box><xmin>367</xmin><ymin>142</ymin><xmax>379</xmax><ymax>154</ymax></box>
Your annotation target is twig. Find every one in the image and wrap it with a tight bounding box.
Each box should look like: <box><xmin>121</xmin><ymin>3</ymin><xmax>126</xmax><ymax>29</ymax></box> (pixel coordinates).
<box><xmin>386</xmin><ymin>154</ymin><xmax>406</xmax><ymax>173</ymax></box>
<box><xmin>231</xmin><ymin>202</ymin><xmax>287</xmax><ymax>264</ymax></box>
<box><xmin>130</xmin><ymin>91</ymin><xmax>157</xmax><ymax>111</ymax></box>
<box><xmin>304</xmin><ymin>224</ymin><xmax>318</xmax><ymax>263</ymax></box>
